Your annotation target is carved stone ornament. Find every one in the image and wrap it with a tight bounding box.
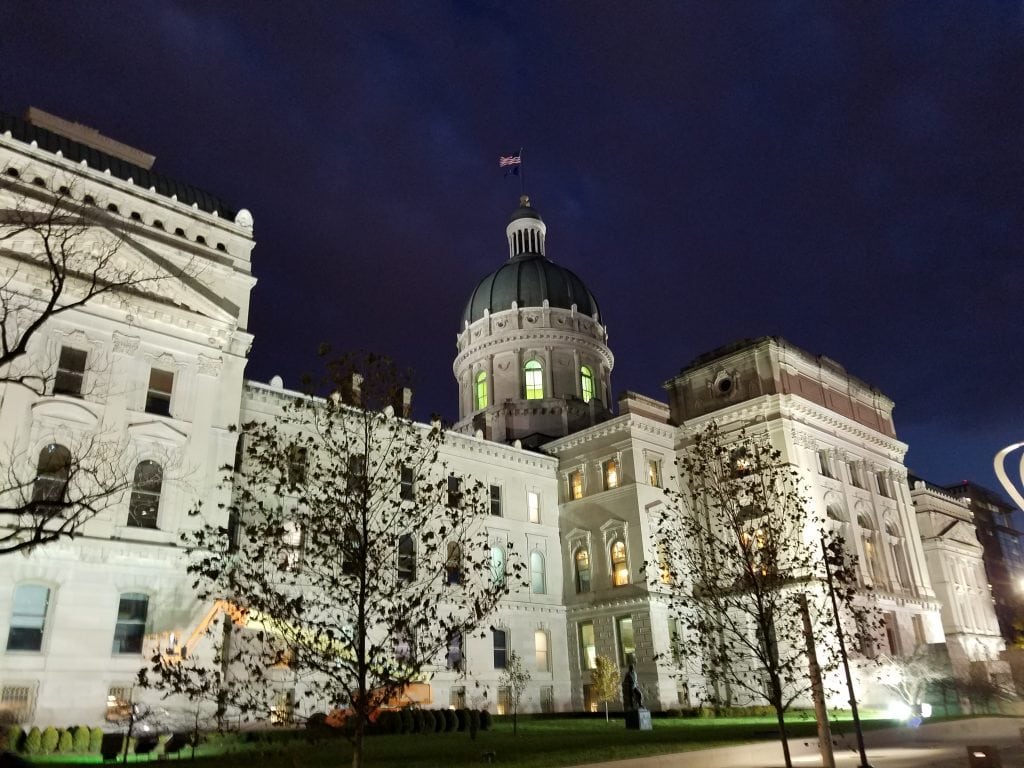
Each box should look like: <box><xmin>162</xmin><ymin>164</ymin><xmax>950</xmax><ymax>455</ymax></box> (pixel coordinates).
<box><xmin>526</xmin><ymin>313</ymin><xmax>538</xmax><ymax>324</ymax></box>
<box><xmin>495</xmin><ymin>319</ymin><xmax>507</xmax><ymax>329</ymax></box>
<box><xmin>112</xmin><ymin>331</ymin><xmax>140</xmax><ymax>356</ymax></box>
<box><xmin>197</xmin><ymin>354</ymin><xmax>223</xmax><ymax>377</ymax></box>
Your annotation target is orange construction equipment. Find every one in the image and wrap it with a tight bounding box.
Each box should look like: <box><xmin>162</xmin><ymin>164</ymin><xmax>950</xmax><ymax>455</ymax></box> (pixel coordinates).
<box><xmin>326</xmin><ymin>683</ymin><xmax>433</xmax><ymax>727</ymax></box>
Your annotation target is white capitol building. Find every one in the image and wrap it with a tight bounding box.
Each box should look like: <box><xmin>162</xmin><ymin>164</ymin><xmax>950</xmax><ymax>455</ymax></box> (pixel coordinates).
<box><xmin>0</xmin><ymin>109</ymin><xmax>1008</xmax><ymax>726</ymax></box>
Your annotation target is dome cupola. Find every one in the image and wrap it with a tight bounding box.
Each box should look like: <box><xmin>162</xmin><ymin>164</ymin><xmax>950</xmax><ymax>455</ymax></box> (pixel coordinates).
<box><xmin>453</xmin><ymin>197</ymin><xmax>614</xmax><ymax>446</ymax></box>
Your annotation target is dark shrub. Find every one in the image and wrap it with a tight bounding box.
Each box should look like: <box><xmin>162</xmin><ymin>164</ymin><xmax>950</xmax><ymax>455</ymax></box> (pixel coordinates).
<box><xmin>468</xmin><ymin>709</ymin><xmax>481</xmax><ymax>737</ymax></box>
<box><xmin>41</xmin><ymin>725</ymin><xmax>59</xmax><ymax>754</ymax></box>
<box><xmin>421</xmin><ymin>710</ymin><xmax>435</xmax><ymax>733</ymax></box>
<box><xmin>89</xmin><ymin>726</ymin><xmax>104</xmax><ymax>753</ymax></box>
<box><xmin>479</xmin><ymin>710</ymin><xmax>492</xmax><ymax>731</ymax></box>
<box><xmin>455</xmin><ymin>708</ymin><xmax>468</xmax><ymax>731</ymax></box>
<box><xmin>376</xmin><ymin>712</ymin><xmax>399</xmax><ymax>737</ymax></box>
<box><xmin>398</xmin><ymin>708</ymin><xmax>413</xmax><ymax>735</ymax></box>
<box><xmin>72</xmin><ymin>725</ymin><xmax>91</xmax><ymax>753</ymax></box>
<box><xmin>411</xmin><ymin>709</ymin><xmax>424</xmax><ymax>734</ymax></box>
<box><xmin>444</xmin><ymin>709</ymin><xmax>458</xmax><ymax>732</ymax></box>
<box><xmin>306</xmin><ymin>712</ymin><xmax>328</xmax><ymax>730</ymax></box>
<box><xmin>58</xmin><ymin>728</ymin><xmax>74</xmax><ymax>753</ymax></box>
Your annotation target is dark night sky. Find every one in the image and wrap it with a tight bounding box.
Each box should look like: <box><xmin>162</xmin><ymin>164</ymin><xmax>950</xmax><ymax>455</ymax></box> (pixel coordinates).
<box><xmin>2</xmin><ymin>2</ymin><xmax>1021</xmax><ymax>496</ymax></box>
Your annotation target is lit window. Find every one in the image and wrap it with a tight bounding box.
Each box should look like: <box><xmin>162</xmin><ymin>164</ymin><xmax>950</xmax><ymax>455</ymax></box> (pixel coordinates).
<box><xmin>6</xmin><ymin>585</ymin><xmax>50</xmax><ymax>652</ymax></box>
<box><xmin>397</xmin><ymin>534</ymin><xmax>416</xmax><ymax>583</ymax></box>
<box><xmin>497</xmin><ymin>687</ymin><xmax>511</xmax><ymax>715</ymax></box>
<box><xmin>524</xmin><ymin>360</ymin><xmax>544</xmax><ymax>400</ymax></box>
<box><xmin>492</xmin><ymin>628</ymin><xmax>508</xmax><ymax>669</ymax></box>
<box><xmin>490</xmin><ymin>484</ymin><xmax>502</xmax><ymax>516</ymax></box>
<box><xmin>887</xmin><ymin>520</ymin><xmax>911</xmax><ymax>590</ymax></box>
<box><xmin>534</xmin><ymin>630</ymin><xmax>550</xmax><ymax>672</ymax></box>
<box><xmin>530</xmin><ymin>551</ymin><xmax>546</xmax><ymax>594</ymax></box>
<box><xmin>580</xmin><ymin>366</ymin><xmax>595</xmax><ymax>403</ymax></box>
<box><xmin>858</xmin><ymin>514</ymin><xmax>879</xmax><ymax>585</ymax></box>
<box><xmin>611</xmin><ymin>539</ymin><xmax>629</xmax><ymax>586</ymax></box>
<box><xmin>490</xmin><ymin>546</ymin><xmax>506</xmax><ymax>586</ymax></box>
<box><xmin>32</xmin><ymin>444</ymin><xmax>70</xmax><ymax>505</ymax></box>
<box><xmin>445</xmin><ymin>542</ymin><xmax>463</xmax><ymax>585</ymax></box>
<box><xmin>617</xmin><ymin>616</ymin><xmax>635</xmax><ymax>666</ymax></box>
<box><xmin>569</xmin><ymin>470</ymin><xmax>583</xmax><ymax>500</ymax></box>
<box><xmin>112</xmin><ymin>593</ymin><xmax>148</xmax><ymax>654</ymax></box>
<box><xmin>603</xmin><ymin>459</ymin><xmax>619</xmax><ymax>490</ymax></box>
<box><xmin>53</xmin><ymin>347</ymin><xmax>87</xmax><ymax>397</ymax></box>
<box><xmin>647</xmin><ymin>459</ymin><xmax>660</xmax><ymax>487</ymax></box>
<box><xmin>400</xmin><ymin>465</ymin><xmax>414</xmax><ymax>501</ymax></box>
<box><xmin>574</xmin><ymin>547</ymin><xmax>591</xmax><ymax>593</ymax></box>
<box><xmin>128</xmin><ymin>461</ymin><xmax>162</xmax><ymax>529</ymax></box>
<box><xmin>475</xmin><ymin>371</ymin><xmax>488</xmax><ymax>410</ymax></box>
<box><xmin>578</xmin><ymin>621</ymin><xmax>596</xmax><ymax>670</ymax></box>
<box><xmin>527</xmin><ymin>491</ymin><xmax>540</xmax><ymax>523</ymax></box>
<box><xmin>449</xmin><ymin>686</ymin><xmax>466</xmax><ymax>708</ymax></box>
<box><xmin>145</xmin><ymin>368</ymin><xmax>174</xmax><ymax>416</ymax></box>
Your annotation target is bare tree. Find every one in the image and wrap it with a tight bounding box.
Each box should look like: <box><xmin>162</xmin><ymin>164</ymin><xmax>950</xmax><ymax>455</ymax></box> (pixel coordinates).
<box><xmin>0</xmin><ymin>170</ymin><xmax>195</xmax><ymax>552</ymax></box>
<box><xmin>141</xmin><ymin>351</ymin><xmax>520</xmax><ymax>768</ymax></box>
<box><xmin>652</xmin><ymin>422</ymin><xmax>863</xmax><ymax>768</ymax></box>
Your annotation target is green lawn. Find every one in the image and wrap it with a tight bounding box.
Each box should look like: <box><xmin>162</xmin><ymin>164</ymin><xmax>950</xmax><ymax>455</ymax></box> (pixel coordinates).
<box><xmin>31</xmin><ymin>713</ymin><xmax>918</xmax><ymax>768</ymax></box>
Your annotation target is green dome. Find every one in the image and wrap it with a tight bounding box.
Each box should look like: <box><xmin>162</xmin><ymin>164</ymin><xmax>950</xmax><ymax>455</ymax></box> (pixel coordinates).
<box><xmin>462</xmin><ymin>252</ymin><xmax>601</xmax><ymax>326</ymax></box>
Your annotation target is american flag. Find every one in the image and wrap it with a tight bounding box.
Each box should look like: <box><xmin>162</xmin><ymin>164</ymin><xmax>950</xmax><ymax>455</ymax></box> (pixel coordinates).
<box><xmin>499</xmin><ymin>152</ymin><xmax>522</xmax><ymax>168</ymax></box>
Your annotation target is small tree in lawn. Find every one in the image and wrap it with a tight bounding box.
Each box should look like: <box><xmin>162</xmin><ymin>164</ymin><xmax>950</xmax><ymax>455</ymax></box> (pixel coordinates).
<box><xmin>651</xmin><ymin>421</ymin><xmax>864</xmax><ymax>768</ymax></box>
<box><xmin>873</xmin><ymin>644</ymin><xmax>951</xmax><ymax>716</ymax></box>
<box><xmin>141</xmin><ymin>350</ymin><xmax>519</xmax><ymax>768</ymax></box>
<box><xmin>593</xmin><ymin>655</ymin><xmax>620</xmax><ymax>722</ymax></box>
<box><xmin>499</xmin><ymin>650</ymin><xmax>531</xmax><ymax>736</ymax></box>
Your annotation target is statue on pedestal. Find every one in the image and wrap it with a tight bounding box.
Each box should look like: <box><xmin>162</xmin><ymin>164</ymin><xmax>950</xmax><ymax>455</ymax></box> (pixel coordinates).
<box><xmin>621</xmin><ymin>663</ymin><xmax>644</xmax><ymax>710</ymax></box>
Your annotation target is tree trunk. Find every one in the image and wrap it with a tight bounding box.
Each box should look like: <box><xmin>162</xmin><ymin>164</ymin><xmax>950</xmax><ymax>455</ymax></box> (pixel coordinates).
<box><xmin>769</xmin><ymin>675</ymin><xmax>792</xmax><ymax>768</ymax></box>
<box><xmin>513</xmin><ymin>706</ymin><xmax>518</xmax><ymax>736</ymax></box>
<box><xmin>351</xmin><ymin>717</ymin><xmax>364</xmax><ymax>768</ymax></box>
<box><xmin>604</xmin><ymin>701</ymin><xmax>609</xmax><ymax>722</ymax></box>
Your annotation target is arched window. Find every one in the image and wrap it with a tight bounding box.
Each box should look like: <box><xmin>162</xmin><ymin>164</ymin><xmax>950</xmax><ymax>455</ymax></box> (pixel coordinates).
<box><xmin>112</xmin><ymin>593</ymin><xmax>149</xmax><ymax>654</ymax></box>
<box><xmin>580</xmin><ymin>366</ymin><xmax>595</xmax><ymax>403</ymax></box>
<box><xmin>397</xmin><ymin>534</ymin><xmax>416</xmax><ymax>583</ymax></box>
<box><xmin>490</xmin><ymin>546</ymin><xmax>506</xmax><ymax>586</ymax></box>
<box><xmin>574</xmin><ymin>546</ymin><xmax>591</xmax><ymax>593</ymax></box>
<box><xmin>32</xmin><ymin>444</ymin><xmax>71</xmax><ymax>504</ymax></box>
<box><xmin>534</xmin><ymin>629</ymin><xmax>550</xmax><ymax>671</ymax></box>
<box><xmin>611</xmin><ymin>539</ymin><xmax>629</xmax><ymax>586</ymax></box>
<box><xmin>530</xmin><ymin>551</ymin><xmax>546</xmax><ymax>594</ymax></box>
<box><xmin>857</xmin><ymin>513</ymin><xmax>880</xmax><ymax>585</ymax></box>
<box><xmin>524</xmin><ymin>359</ymin><xmax>544</xmax><ymax>400</ymax></box>
<box><xmin>128</xmin><ymin>461</ymin><xmax>162</xmax><ymax>528</ymax></box>
<box><xmin>475</xmin><ymin>371</ymin><xmax>488</xmax><ymax>410</ymax></box>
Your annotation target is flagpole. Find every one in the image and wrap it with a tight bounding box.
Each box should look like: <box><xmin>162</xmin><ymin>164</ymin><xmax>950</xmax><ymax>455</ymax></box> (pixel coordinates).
<box><xmin>519</xmin><ymin>147</ymin><xmax>525</xmax><ymax>197</ymax></box>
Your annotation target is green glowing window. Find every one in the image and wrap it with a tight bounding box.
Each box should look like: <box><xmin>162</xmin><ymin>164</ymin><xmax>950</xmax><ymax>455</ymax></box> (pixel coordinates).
<box><xmin>580</xmin><ymin>365</ymin><xmax>595</xmax><ymax>403</ymax></box>
<box><xmin>524</xmin><ymin>360</ymin><xmax>544</xmax><ymax>400</ymax></box>
<box><xmin>475</xmin><ymin>371</ymin><xmax>488</xmax><ymax>410</ymax></box>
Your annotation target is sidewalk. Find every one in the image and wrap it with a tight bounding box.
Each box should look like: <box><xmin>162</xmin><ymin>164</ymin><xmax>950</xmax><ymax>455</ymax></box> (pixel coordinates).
<box><xmin>576</xmin><ymin>717</ymin><xmax>1024</xmax><ymax>768</ymax></box>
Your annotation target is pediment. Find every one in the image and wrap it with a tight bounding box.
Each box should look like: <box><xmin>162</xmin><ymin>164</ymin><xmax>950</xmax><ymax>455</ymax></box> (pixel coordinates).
<box><xmin>32</xmin><ymin>397</ymin><xmax>100</xmax><ymax>427</ymax></box>
<box><xmin>104</xmin><ymin>229</ymin><xmax>240</xmax><ymax>324</ymax></box>
<box><xmin>127</xmin><ymin>418</ymin><xmax>189</xmax><ymax>445</ymax></box>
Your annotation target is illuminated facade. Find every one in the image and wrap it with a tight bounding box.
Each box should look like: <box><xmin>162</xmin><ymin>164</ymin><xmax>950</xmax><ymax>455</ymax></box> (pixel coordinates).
<box><xmin>0</xmin><ymin>111</ymin><xmax>1006</xmax><ymax>725</ymax></box>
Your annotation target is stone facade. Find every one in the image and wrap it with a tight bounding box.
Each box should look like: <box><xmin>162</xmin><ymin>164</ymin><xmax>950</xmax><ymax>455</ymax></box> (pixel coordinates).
<box><xmin>0</xmin><ymin>112</ymin><xmax>1009</xmax><ymax>726</ymax></box>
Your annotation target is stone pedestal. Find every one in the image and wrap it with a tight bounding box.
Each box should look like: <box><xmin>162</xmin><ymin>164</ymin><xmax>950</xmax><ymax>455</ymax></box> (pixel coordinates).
<box><xmin>624</xmin><ymin>708</ymin><xmax>652</xmax><ymax>730</ymax></box>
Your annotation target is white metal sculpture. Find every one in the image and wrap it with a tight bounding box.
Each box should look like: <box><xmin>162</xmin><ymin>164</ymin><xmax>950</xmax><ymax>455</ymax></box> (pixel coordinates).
<box><xmin>994</xmin><ymin>442</ymin><xmax>1024</xmax><ymax>512</ymax></box>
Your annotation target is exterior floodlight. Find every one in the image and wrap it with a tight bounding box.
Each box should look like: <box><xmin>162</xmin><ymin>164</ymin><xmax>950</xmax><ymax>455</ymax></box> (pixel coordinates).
<box><xmin>994</xmin><ymin>442</ymin><xmax>1024</xmax><ymax>512</ymax></box>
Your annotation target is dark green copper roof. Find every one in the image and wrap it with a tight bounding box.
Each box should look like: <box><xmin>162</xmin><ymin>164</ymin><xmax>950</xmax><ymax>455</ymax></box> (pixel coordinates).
<box><xmin>0</xmin><ymin>111</ymin><xmax>237</xmax><ymax>219</ymax></box>
<box><xmin>462</xmin><ymin>252</ymin><xmax>601</xmax><ymax>325</ymax></box>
